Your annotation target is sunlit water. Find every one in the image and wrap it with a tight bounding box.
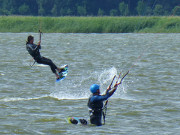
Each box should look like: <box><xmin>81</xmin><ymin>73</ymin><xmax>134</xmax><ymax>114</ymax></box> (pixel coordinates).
<box><xmin>0</xmin><ymin>33</ymin><xmax>179</xmax><ymax>134</ymax></box>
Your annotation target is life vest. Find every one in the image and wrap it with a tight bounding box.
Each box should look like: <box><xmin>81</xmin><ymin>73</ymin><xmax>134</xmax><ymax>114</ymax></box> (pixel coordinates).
<box><xmin>26</xmin><ymin>43</ymin><xmax>41</xmax><ymax>60</ymax></box>
<box><xmin>88</xmin><ymin>95</ymin><xmax>104</xmax><ymax>117</ymax></box>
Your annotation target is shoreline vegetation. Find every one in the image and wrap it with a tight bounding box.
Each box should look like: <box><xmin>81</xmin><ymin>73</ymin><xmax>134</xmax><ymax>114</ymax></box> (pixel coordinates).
<box><xmin>0</xmin><ymin>16</ymin><xmax>179</xmax><ymax>33</ymax></box>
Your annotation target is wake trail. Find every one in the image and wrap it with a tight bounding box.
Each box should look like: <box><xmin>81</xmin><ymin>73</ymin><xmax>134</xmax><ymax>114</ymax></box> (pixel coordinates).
<box><xmin>0</xmin><ymin>95</ymin><xmax>49</xmax><ymax>102</ymax></box>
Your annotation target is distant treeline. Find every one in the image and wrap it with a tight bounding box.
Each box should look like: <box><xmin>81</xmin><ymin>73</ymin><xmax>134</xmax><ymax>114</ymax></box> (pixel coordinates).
<box><xmin>0</xmin><ymin>0</ymin><xmax>180</xmax><ymax>16</ymax></box>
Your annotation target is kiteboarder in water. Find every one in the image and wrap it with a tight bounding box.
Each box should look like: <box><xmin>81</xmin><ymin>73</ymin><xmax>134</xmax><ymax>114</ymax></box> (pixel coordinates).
<box><xmin>87</xmin><ymin>72</ymin><xmax>129</xmax><ymax>126</ymax></box>
<box><xmin>26</xmin><ymin>35</ymin><xmax>63</xmax><ymax>79</ymax></box>
<box><xmin>87</xmin><ymin>84</ymin><xmax>118</xmax><ymax>126</ymax></box>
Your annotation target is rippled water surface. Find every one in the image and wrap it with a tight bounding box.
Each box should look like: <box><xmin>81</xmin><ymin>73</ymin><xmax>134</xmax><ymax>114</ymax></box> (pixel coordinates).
<box><xmin>0</xmin><ymin>33</ymin><xmax>180</xmax><ymax>134</ymax></box>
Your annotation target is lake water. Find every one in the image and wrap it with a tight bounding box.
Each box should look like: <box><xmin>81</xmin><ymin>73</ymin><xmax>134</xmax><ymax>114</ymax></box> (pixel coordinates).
<box><xmin>0</xmin><ymin>33</ymin><xmax>179</xmax><ymax>134</ymax></box>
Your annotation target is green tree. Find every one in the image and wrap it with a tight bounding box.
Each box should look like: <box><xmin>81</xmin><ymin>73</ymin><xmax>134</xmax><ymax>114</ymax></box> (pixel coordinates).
<box><xmin>119</xmin><ymin>2</ymin><xmax>129</xmax><ymax>16</ymax></box>
<box><xmin>18</xmin><ymin>4</ymin><xmax>30</xmax><ymax>15</ymax></box>
<box><xmin>60</xmin><ymin>8</ymin><xmax>66</xmax><ymax>16</ymax></box>
<box><xmin>67</xmin><ymin>8</ymin><xmax>73</xmax><ymax>16</ymax></box>
<box><xmin>145</xmin><ymin>6</ymin><xmax>153</xmax><ymax>16</ymax></box>
<box><xmin>0</xmin><ymin>0</ymin><xmax>15</xmax><ymax>15</ymax></box>
<box><xmin>97</xmin><ymin>8</ymin><xmax>104</xmax><ymax>16</ymax></box>
<box><xmin>110</xmin><ymin>9</ymin><xmax>118</xmax><ymax>16</ymax></box>
<box><xmin>38</xmin><ymin>5</ymin><xmax>45</xmax><ymax>16</ymax></box>
<box><xmin>77</xmin><ymin>6</ymin><xmax>86</xmax><ymax>16</ymax></box>
<box><xmin>153</xmin><ymin>4</ymin><xmax>164</xmax><ymax>16</ymax></box>
<box><xmin>172</xmin><ymin>6</ymin><xmax>180</xmax><ymax>15</ymax></box>
<box><xmin>0</xmin><ymin>9</ymin><xmax>10</xmax><ymax>15</ymax></box>
<box><xmin>51</xmin><ymin>4</ymin><xmax>57</xmax><ymax>16</ymax></box>
<box><xmin>136</xmin><ymin>0</ymin><xmax>145</xmax><ymax>16</ymax></box>
<box><xmin>37</xmin><ymin>0</ymin><xmax>45</xmax><ymax>16</ymax></box>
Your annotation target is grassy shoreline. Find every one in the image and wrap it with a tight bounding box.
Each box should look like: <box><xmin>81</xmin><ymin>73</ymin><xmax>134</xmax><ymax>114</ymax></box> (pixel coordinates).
<box><xmin>0</xmin><ymin>16</ymin><xmax>180</xmax><ymax>33</ymax></box>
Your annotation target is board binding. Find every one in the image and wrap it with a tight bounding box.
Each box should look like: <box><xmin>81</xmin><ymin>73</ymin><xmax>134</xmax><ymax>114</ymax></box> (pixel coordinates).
<box><xmin>56</xmin><ymin>64</ymin><xmax>68</xmax><ymax>82</ymax></box>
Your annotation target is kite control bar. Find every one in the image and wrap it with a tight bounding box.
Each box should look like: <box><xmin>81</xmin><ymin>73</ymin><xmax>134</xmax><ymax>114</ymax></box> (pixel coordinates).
<box><xmin>103</xmin><ymin>71</ymin><xmax>128</xmax><ymax>125</ymax></box>
<box><xmin>39</xmin><ymin>30</ymin><xmax>42</xmax><ymax>41</ymax></box>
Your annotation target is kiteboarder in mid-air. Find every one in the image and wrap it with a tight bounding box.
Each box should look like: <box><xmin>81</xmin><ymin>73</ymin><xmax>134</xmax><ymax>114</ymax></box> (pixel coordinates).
<box><xmin>26</xmin><ymin>35</ymin><xmax>63</xmax><ymax>79</ymax></box>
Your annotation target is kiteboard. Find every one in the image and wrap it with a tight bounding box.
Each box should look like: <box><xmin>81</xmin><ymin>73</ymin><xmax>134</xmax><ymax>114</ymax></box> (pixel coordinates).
<box><xmin>56</xmin><ymin>64</ymin><xmax>68</xmax><ymax>82</ymax></box>
<box><xmin>67</xmin><ymin>117</ymin><xmax>88</xmax><ymax>125</ymax></box>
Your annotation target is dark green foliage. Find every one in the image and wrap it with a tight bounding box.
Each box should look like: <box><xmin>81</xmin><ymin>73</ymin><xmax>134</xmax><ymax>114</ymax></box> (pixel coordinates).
<box><xmin>119</xmin><ymin>2</ymin><xmax>129</xmax><ymax>16</ymax></box>
<box><xmin>0</xmin><ymin>0</ymin><xmax>179</xmax><ymax>16</ymax></box>
<box><xmin>97</xmin><ymin>8</ymin><xmax>104</xmax><ymax>16</ymax></box>
<box><xmin>18</xmin><ymin>4</ymin><xmax>30</xmax><ymax>15</ymax></box>
<box><xmin>153</xmin><ymin>4</ymin><xmax>164</xmax><ymax>16</ymax></box>
<box><xmin>172</xmin><ymin>6</ymin><xmax>180</xmax><ymax>15</ymax></box>
<box><xmin>136</xmin><ymin>0</ymin><xmax>146</xmax><ymax>16</ymax></box>
<box><xmin>110</xmin><ymin>9</ymin><xmax>118</xmax><ymax>16</ymax></box>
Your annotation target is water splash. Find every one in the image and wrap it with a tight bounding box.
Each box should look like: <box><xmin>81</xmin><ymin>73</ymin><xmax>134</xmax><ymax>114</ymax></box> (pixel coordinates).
<box><xmin>98</xmin><ymin>67</ymin><xmax>117</xmax><ymax>85</ymax></box>
<box><xmin>51</xmin><ymin>67</ymin><xmax>128</xmax><ymax>100</ymax></box>
<box><xmin>50</xmin><ymin>81</ymin><xmax>90</xmax><ymax>100</ymax></box>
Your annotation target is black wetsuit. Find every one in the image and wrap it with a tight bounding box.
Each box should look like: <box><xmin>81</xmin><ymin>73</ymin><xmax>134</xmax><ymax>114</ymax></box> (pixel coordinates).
<box><xmin>87</xmin><ymin>92</ymin><xmax>110</xmax><ymax>126</ymax></box>
<box><xmin>26</xmin><ymin>43</ymin><xmax>57</xmax><ymax>73</ymax></box>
